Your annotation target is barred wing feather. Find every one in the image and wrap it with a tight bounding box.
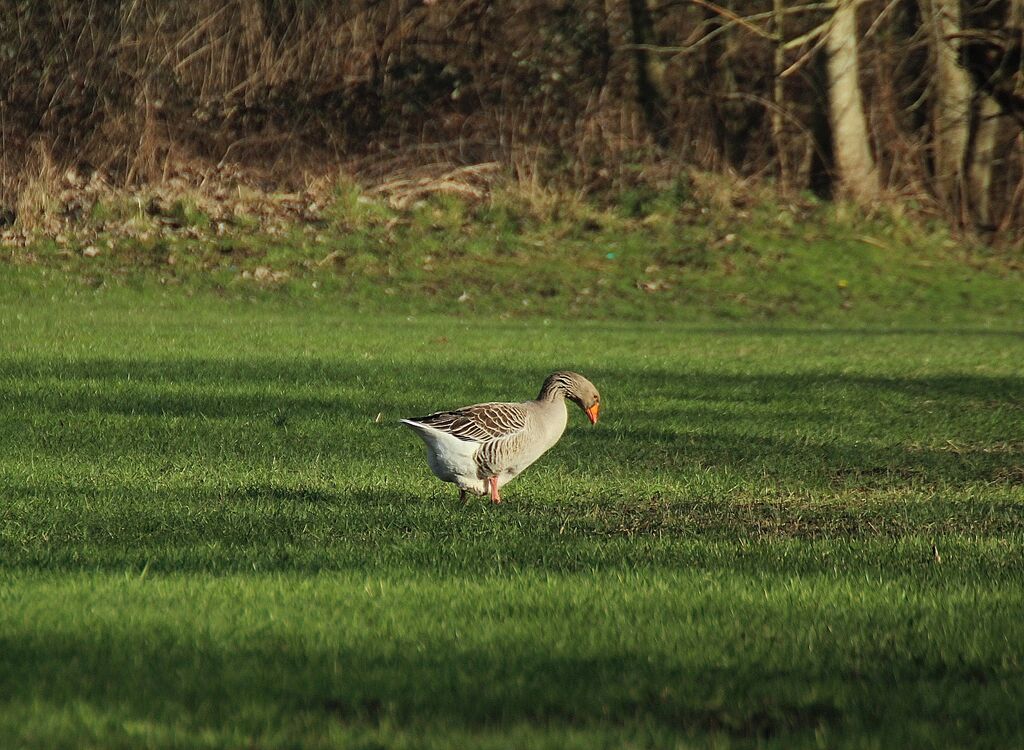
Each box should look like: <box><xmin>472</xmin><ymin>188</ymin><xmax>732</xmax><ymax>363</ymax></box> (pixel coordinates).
<box><xmin>409</xmin><ymin>402</ymin><xmax>528</xmax><ymax>443</ymax></box>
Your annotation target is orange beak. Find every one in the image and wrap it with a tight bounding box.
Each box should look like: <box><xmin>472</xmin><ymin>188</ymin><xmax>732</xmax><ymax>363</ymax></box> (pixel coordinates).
<box><xmin>585</xmin><ymin>403</ymin><xmax>600</xmax><ymax>425</ymax></box>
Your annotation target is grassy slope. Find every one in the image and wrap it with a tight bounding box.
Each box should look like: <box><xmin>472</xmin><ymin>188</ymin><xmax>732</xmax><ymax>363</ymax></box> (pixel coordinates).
<box><xmin>6</xmin><ymin>180</ymin><xmax>1023</xmax><ymax>324</ymax></box>
<box><xmin>1</xmin><ymin>287</ymin><xmax>1023</xmax><ymax>748</ymax></box>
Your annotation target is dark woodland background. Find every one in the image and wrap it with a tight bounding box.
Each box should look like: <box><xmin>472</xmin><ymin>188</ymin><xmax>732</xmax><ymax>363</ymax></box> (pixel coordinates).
<box><xmin>1</xmin><ymin>1</ymin><xmax>1022</xmax><ymax>235</ymax></box>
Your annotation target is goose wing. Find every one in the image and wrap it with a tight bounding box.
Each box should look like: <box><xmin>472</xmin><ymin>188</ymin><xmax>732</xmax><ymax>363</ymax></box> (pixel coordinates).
<box><xmin>407</xmin><ymin>402</ymin><xmax>528</xmax><ymax>444</ymax></box>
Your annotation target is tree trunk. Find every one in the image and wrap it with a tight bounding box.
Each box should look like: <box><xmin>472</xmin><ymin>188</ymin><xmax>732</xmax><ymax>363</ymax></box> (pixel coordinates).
<box><xmin>922</xmin><ymin>0</ymin><xmax>971</xmax><ymax>219</ymax></box>
<box><xmin>702</xmin><ymin>4</ymin><xmax>750</xmax><ymax>170</ymax></box>
<box><xmin>969</xmin><ymin>94</ymin><xmax>1000</xmax><ymax>226</ymax></box>
<box><xmin>772</xmin><ymin>0</ymin><xmax>789</xmax><ymax>185</ymax></box>
<box><xmin>627</xmin><ymin>0</ymin><xmax>667</xmax><ymax>141</ymax></box>
<box><xmin>825</xmin><ymin>0</ymin><xmax>878</xmax><ymax>203</ymax></box>
<box><xmin>600</xmin><ymin>0</ymin><xmax>648</xmax><ymax>150</ymax></box>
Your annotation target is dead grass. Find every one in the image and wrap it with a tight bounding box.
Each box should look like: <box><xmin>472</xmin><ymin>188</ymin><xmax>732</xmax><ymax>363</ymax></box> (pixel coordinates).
<box><xmin>0</xmin><ymin>157</ymin><xmax>599</xmax><ymax>244</ymax></box>
<box><xmin>368</xmin><ymin>163</ymin><xmax>503</xmax><ymax>209</ymax></box>
<box><xmin>11</xmin><ymin>143</ymin><xmax>64</xmax><ymax>234</ymax></box>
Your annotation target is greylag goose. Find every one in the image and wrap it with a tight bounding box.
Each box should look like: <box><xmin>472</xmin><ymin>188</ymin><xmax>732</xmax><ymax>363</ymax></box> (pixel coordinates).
<box><xmin>401</xmin><ymin>371</ymin><xmax>600</xmax><ymax>503</ymax></box>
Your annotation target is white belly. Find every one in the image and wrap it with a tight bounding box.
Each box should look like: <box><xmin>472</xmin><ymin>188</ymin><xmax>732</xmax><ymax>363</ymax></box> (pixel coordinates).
<box><xmin>403</xmin><ymin>419</ymin><xmax>488</xmax><ymax>494</ymax></box>
<box><xmin>426</xmin><ymin>445</ymin><xmax>488</xmax><ymax>494</ymax></box>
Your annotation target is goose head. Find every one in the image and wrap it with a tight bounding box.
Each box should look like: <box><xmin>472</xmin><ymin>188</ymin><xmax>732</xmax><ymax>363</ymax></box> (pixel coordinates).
<box><xmin>538</xmin><ymin>371</ymin><xmax>601</xmax><ymax>424</ymax></box>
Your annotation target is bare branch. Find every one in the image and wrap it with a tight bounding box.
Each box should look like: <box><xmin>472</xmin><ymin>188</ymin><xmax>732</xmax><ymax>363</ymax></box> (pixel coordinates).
<box><xmin>625</xmin><ymin>2</ymin><xmax>838</xmax><ymax>56</ymax></box>
<box><xmin>863</xmin><ymin>0</ymin><xmax>904</xmax><ymax>40</ymax></box>
<box><xmin>782</xmin><ymin>18</ymin><xmax>833</xmax><ymax>52</ymax></box>
<box><xmin>688</xmin><ymin>0</ymin><xmax>775</xmax><ymax>41</ymax></box>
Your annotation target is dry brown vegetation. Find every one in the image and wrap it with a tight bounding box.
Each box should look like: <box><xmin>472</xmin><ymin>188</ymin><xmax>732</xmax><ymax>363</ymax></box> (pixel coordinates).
<box><xmin>1</xmin><ymin>0</ymin><xmax>1023</xmax><ymax>238</ymax></box>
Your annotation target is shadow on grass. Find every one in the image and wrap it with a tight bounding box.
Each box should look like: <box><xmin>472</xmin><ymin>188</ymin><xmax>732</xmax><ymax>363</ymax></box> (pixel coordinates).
<box><xmin>4</xmin><ymin>477</ymin><xmax>1023</xmax><ymax>576</ymax></box>
<box><xmin>3</xmin><ymin>355</ymin><xmax>1021</xmax><ymax>486</ymax></box>
<box><xmin>6</xmin><ymin>628</ymin><xmax>1016</xmax><ymax>743</ymax></box>
<box><xmin>8</xmin><ymin>355</ymin><xmax>1024</xmax><ymax>409</ymax></box>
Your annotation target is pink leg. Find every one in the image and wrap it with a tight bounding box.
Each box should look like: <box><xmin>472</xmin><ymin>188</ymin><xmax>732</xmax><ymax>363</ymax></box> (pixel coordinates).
<box><xmin>488</xmin><ymin>476</ymin><xmax>501</xmax><ymax>504</ymax></box>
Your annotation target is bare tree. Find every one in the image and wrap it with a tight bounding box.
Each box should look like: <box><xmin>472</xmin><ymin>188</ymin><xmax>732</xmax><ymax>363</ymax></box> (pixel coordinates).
<box><xmin>970</xmin><ymin>94</ymin><xmax>1001</xmax><ymax>226</ymax></box>
<box><xmin>627</xmin><ymin>0</ymin><xmax>668</xmax><ymax>139</ymax></box>
<box><xmin>772</xmin><ymin>0</ymin><xmax>789</xmax><ymax>184</ymax></box>
<box><xmin>825</xmin><ymin>0</ymin><xmax>878</xmax><ymax>203</ymax></box>
<box><xmin>922</xmin><ymin>0</ymin><xmax>971</xmax><ymax>219</ymax></box>
<box><xmin>967</xmin><ymin>0</ymin><xmax>1024</xmax><ymax>227</ymax></box>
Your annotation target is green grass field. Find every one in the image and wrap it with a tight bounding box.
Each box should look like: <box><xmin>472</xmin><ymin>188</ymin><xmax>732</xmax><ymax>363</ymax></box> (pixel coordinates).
<box><xmin>2</xmin><ymin>275</ymin><xmax>1023</xmax><ymax>748</ymax></box>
